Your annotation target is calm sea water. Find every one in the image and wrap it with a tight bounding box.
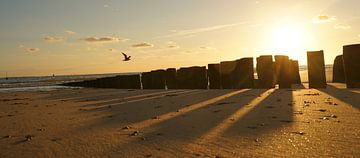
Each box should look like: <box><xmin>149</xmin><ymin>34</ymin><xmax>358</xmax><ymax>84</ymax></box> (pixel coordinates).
<box><xmin>0</xmin><ymin>72</ymin><xmax>139</xmax><ymax>92</ymax></box>
<box><xmin>0</xmin><ymin>65</ymin><xmax>333</xmax><ymax>92</ymax></box>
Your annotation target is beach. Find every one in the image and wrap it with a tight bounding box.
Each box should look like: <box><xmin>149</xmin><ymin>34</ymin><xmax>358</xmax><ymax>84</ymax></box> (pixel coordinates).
<box><xmin>0</xmin><ymin>83</ymin><xmax>359</xmax><ymax>157</ymax></box>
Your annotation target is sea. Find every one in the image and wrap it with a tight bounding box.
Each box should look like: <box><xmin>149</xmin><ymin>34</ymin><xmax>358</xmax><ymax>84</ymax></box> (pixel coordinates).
<box><xmin>0</xmin><ymin>65</ymin><xmax>333</xmax><ymax>92</ymax></box>
<box><xmin>0</xmin><ymin>72</ymin><xmax>139</xmax><ymax>92</ymax></box>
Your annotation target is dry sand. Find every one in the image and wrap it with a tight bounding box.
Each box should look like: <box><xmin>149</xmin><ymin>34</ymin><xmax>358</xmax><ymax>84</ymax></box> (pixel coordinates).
<box><xmin>0</xmin><ymin>83</ymin><xmax>359</xmax><ymax>157</ymax></box>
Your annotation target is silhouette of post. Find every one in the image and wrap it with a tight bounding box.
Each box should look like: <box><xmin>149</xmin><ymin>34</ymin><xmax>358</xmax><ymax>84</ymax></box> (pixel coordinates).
<box><xmin>141</xmin><ymin>72</ymin><xmax>152</xmax><ymax>89</ymax></box>
<box><xmin>307</xmin><ymin>51</ymin><xmax>327</xmax><ymax>88</ymax></box>
<box><xmin>176</xmin><ymin>66</ymin><xmax>207</xmax><ymax>89</ymax></box>
<box><xmin>177</xmin><ymin>67</ymin><xmax>190</xmax><ymax>89</ymax></box>
<box><xmin>191</xmin><ymin>66</ymin><xmax>208</xmax><ymax>89</ymax></box>
<box><xmin>290</xmin><ymin>60</ymin><xmax>301</xmax><ymax>84</ymax></box>
<box><xmin>165</xmin><ymin>68</ymin><xmax>177</xmax><ymax>89</ymax></box>
<box><xmin>332</xmin><ymin>55</ymin><xmax>345</xmax><ymax>83</ymax></box>
<box><xmin>220</xmin><ymin>61</ymin><xmax>237</xmax><ymax>89</ymax></box>
<box><xmin>151</xmin><ymin>70</ymin><xmax>166</xmax><ymax>89</ymax></box>
<box><xmin>275</xmin><ymin>55</ymin><xmax>291</xmax><ymax>88</ymax></box>
<box><xmin>343</xmin><ymin>44</ymin><xmax>360</xmax><ymax>88</ymax></box>
<box><xmin>208</xmin><ymin>63</ymin><xmax>221</xmax><ymax>89</ymax></box>
<box><xmin>256</xmin><ymin>55</ymin><xmax>275</xmax><ymax>88</ymax></box>
<box><xmin>234</xmin><ymin>58</ymin><xmax>254</xmax><ymax>88</ymax></box>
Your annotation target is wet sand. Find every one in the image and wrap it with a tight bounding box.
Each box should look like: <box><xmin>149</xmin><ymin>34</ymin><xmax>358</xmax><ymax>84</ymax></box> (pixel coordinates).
<box><xmin>0</xmin><ymin>83</ymin><xmax>359</xmax><ymax>157</ymax></box>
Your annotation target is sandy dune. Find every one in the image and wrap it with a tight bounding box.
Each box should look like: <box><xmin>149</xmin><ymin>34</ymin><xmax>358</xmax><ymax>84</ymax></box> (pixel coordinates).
<box><xmin>0</xmin><ymin>83</ymin><xmax>359</xmax><ymax>157</ymax></box>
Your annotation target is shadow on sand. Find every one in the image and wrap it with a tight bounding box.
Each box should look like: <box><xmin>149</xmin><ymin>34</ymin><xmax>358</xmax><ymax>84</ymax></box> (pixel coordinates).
<box><xmin>317</xmin><ymin>84</ymin><xmax>360</xmax><ymax>109</ymax></box>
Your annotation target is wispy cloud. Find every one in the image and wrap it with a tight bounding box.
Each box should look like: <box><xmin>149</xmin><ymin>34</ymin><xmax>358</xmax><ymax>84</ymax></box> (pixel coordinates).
<box><xmin>199</xmin><ymin>46</ymin><xmax>216</xmax><ymax>50</ymax></box>
<box><xmin>44</xmin><ymin>36</ymin><xmax>65</xmax><ymax>43</ymax></box>
<box><xmin>64</xmin><ymin>30</ymin><xmax>76</xmax><ymax>35</ymax></box>
<box><xmin>131</xmin><ymin>42</ymin><xmax>154</xmax><ymax>48</ymax></box>
<box><xmin>80</xmin><ymin>36</ymin><xmax>128</xmax><ymax>43</ymax></box>
<box><xmin>312</xmin><ymin>15</ymin><xmax>336</xmax><ymax>24</ymax></box>
<box><xmin>334</xmin><ymin>24</ymin><xmax>351</xmax><ymax>30</ymax></box>
<box><xmin>26</xmin><ymin>48</ymin><xmax>40</xmax><ymax>53</ymax></box>
<box><xmin>156</xmin><ymin>22</ymin><xmax>248</xmax><ymax>39</ymax></box>
<box><xmin>166</xmin><ymin>41</ymin><xmax>179</xmax><ymax>49</ymax></box>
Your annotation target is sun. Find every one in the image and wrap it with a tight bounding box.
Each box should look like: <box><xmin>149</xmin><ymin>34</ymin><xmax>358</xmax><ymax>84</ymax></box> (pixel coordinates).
<box><xmin>269</xmin><ymin>25</ymin><xmax>308</xmax><ymax>60</ymax></box>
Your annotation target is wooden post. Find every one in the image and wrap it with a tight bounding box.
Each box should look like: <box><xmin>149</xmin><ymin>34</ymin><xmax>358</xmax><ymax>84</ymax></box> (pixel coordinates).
<box><xmin>256</xmin><ymin>55</ymin><xmax>275</xmax><ymax>88</ymax></box>
<box><xmin>343</xmin><ymin>44</ymin><xmax>360</xmax><ymax>88</ymax></box>
<box><xmin>307</xmin><ymin>51</ymin><xmax>327</xmax><ymax>88</ymax></box>
<box><xmin>275</xmin><ymin>55</ymin><xmax>291</xmax><ymax>88</ymax></box>
<box><xmin>332</xmin><ymin>55</ymin><xmax>345</xmax><ymax>83</ymax></box>
<box><xmin>220</xmin><ymin>61</ymin><xmax>237</xmax><ymax>89</ymax></box>
<box><xmin>208</xmin><ymin>63</ymin><xmax>221</xmax><ymax>89</ymax></box>
<box><xmin>234</xmin><ymin>58</ymin><xmax>254</xmax><ymax>88</ymax></box>
<box><xmin>165</xmin><ymin>68</ymin><xmax>177</xmax><ymax>89</ymax></box>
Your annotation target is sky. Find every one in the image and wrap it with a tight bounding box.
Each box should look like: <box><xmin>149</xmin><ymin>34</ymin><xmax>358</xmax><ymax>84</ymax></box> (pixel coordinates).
<box><xmin>1</xmin><ymin>0</ymin><xmax>360</xmax><ymax>77</ymax></box>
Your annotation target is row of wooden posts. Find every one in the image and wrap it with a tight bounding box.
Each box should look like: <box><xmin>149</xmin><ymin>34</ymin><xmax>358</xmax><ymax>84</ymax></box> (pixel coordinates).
<box><xmin>64</xmin><ymin>44</ymin><xmax>360</xmax><ymax>89</ymax></box>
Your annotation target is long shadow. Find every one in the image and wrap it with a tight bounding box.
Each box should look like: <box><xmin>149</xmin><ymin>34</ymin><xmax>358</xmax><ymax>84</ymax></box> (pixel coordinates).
<box><xmin>317</xmin><ymin>84</ymin><xmax>360</xmax><ymax>109</ymax></box>
<box><xmin>80</xmin><ymin>90</ymin><xmax>197</xmax><ymax>108</ymax></box>
<box><xmin>223</xmin><ymin>88</ymin><xmax>294</xmax><ymax>138</ymax></box>
<box><xmin>70</xmin><ymin>89</ymin><xmax>247</xmax><ymax>131</ymax></box>
<box><xmin>98</xmin><ymin>89</ymin><xmax>268</xmax><ymax>156</ymax></box>
<box><xmin>43</xmin><ymin>88</ymin><xmax>173</xmax><ymax>102</ymax></box>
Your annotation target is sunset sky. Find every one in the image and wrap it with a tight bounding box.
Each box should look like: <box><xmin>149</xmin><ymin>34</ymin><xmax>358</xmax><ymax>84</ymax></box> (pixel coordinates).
<box><xmin>1</xmin><ymin>0</ymin><xmax>360</xmax><ymax>77</ymax></box>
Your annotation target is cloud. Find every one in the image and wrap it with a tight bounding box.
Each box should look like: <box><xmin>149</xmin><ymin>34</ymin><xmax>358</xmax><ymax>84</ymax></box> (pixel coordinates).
<box><xmin>80</xmin><ymin>36</ymin><xmax>128</xmax><ymax>43</ymax></box>
<box><xmin>131</xmin><ymin>42</ymin><xmax>154</xmax><ymax>48</ymax></box>
<box><xmin>65</xmin><ymin>30</ymin><xmax>76</xmax><ymax>35</ymax></box>
<box><xmin>199</xmin><ymin>46</ymin><xmax>216</xmax><ymax>50</ymax></box>
<box><xmin>334</xmin><ymin>24</ymin><xmax>351</xmax><ymax>30</ymax></box>
<box><xmin>166</xmin><ymin>41</ymin><xmax>179</xmax><ymax>49</ymax></box>
<box><xmin>312</xmin><ymin>15</ymin><xmax>336</xmax><ymax>23</ymax></box>
<box><xmin>44</xmin><ymin>36</ymin><xmax>65</xmax><ymax>43</ymax></box>
<box><xmin>156</xmin><ymin>22</ymin><xmax>248</xmax><ymax>39</ymax></box>
<box><xmin>26</xmin><ymin>48</ymin><xmax>40</xmax><ymax>53</ymax></box>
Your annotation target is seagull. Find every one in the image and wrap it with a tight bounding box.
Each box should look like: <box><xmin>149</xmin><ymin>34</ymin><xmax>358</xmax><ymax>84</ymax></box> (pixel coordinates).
<box><xmin>122</xmin><ymin>52</ymin><xmax>131</xmax><ymax>61</ymax></box>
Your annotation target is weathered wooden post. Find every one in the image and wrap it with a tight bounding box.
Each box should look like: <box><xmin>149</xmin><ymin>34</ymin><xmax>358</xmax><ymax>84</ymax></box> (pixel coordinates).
<box><xmin>275</xmin><ymin>55</ymin><xmax>291</xmax><ymax>88</ymax></box>
<box><xmin>220</xmin><ymin>61</ymin><xmax>237</xmax><ymax>89</ymax></box>
<box><xmin>141</xmin><ymin>72</ymin><xmax>152</xmax><ymax>89</ymax></box>
<box><xmin>256</xmin><ymin>55</ymin><xmax>275</xmax><ymax>88</ymax></box>
<box><xmin>343</xmin><ymin>44</ymin><xmax>360</xmax><ymax>88</ymax></box>
<box><xmin>234</xmin><ymin>58</ymin><xmax>254</xmax><ymax>88</ymax></box>
<box><xmin>165</xmin><ymin>68</ymin><xmax>177</xmax><ymax>89</ymax></box>
<box><xmin>332</xmin><ymin>55</ymin><xmax>345</xmax><ymax>83</ymax></box>
<box><xmin>151</xmin><ymin>70</ymin><xmax>166</xmax><ymax>89</ymax></box>
<box><xmin>208</xmin><ymin>63</ymin><xmax>221</xmax><ymax>89</ymax></box>
<box><xmin>177</xmin><ymin>67</ymin><xmax>191</xmax><ymax>89</ymax></box>
<box><xmin>191</xmin><ymin>66</ymin><xmax>208</xmax><ymax>89</ymax></box>
<box><xmin>290</xmin><ymin>60</ymin><xmax>301</xmax><ymax>84</ymax></box>
<box><xmin>307</xmin><ymin>50</ymin><xmax>327</xmax><ymax>88</ymax></box>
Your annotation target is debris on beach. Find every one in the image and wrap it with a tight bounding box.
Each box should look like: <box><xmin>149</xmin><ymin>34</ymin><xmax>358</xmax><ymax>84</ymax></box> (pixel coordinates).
<box><xmin>213</xmin><ymin>109</ymin><xmax>221</xmax><ymax>113</ymax></box>
<box><xmin>304</xmin><ymin>93</ymin><xmax>320</xmax><ymax>96</ymax></box>
<box><xmin>3</xmin><ymin>135</ymin><xmax>12</xmax><ymax>139</ymax></box>
<box><xmin>280</xmin><ymin>120</ymin><xmax>292</xmax><ymax>123</ymax></box>
<box><xmin>129</xmin><ymin>131</ymin><xmax>141</xmax><ymax>136</ymax></box>
<box><xmin>152</xmin><ymin>116</ymin><xmax>160</xmax><ymax>119</ymax></box>
<box><xmin>25</xmin><ymin>135</ymin><xmax>34</xmax><ymax>141</ymax></box>
<box><xmin>293</xmin><ymin>111</ymin><xmax>304</xmax><ymax>115</ymax></box>
<box><xmin>291</xmin><ymin>131</ymin><xmax>305</xmax><ymax>135</ymax></box>
<box><xmin>318</xmin><ymin>109</ymin><xmax>327</xmax><ymax>112</ymax></box>
<box><xmin>122</xmin><ymin>126</ymin><xmax>131</xmax><ymax>130</ymax></box>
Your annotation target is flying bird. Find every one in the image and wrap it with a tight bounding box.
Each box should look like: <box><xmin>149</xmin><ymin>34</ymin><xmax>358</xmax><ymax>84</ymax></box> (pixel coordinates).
<box><xmin>121</xmin><ymin>52</ymin><xmax>131</xmax><ymax>61</ymax></box>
